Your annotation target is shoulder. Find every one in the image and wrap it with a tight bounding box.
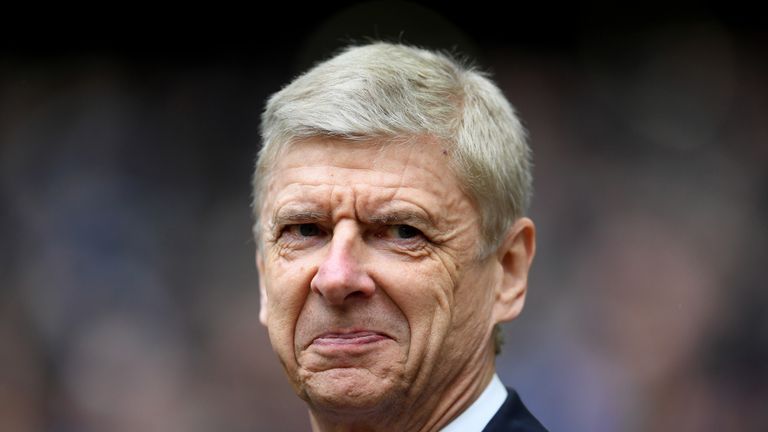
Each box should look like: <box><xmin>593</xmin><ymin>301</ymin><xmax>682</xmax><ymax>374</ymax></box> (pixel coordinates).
<box><xmin>482</xmin><ymin>388</ymin><xmax>548</xmax><ymax>432</ymax></box>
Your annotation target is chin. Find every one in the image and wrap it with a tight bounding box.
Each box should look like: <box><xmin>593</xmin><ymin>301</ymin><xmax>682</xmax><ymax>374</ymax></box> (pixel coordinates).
<box><xmin>300</xmin><ymin>368</ymin><xmax>403</xmax><ymax>414</ymax></box>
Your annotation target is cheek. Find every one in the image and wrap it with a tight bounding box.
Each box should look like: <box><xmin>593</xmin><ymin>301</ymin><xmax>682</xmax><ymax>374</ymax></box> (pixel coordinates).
<box><xmin>372</xmin><ymin>256</ymin><xmax>455</xmax><ymax>351</ymax></box>
<box><xmin>449</xmin><ymin>264</ymin><xmax>498</xmax><ymax>342</ymax></box>
<box><xmin>264</xmin><ymin>258</ymin><xmax>314</xmax><ymax>364</ymax></box>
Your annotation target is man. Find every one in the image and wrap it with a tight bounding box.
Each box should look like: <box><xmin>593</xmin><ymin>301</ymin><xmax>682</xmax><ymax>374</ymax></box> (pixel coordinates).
<box><xmin>251</xmin><ymin>42</ymin><xmax>546</xmax><ymax>431</ymax></box>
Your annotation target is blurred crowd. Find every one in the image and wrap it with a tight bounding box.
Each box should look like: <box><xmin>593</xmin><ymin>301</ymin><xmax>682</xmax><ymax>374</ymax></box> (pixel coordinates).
<box><xmin>1</xmin><ymin>10</ymin><xmax>766</xmax><ymax>432</ymax></box>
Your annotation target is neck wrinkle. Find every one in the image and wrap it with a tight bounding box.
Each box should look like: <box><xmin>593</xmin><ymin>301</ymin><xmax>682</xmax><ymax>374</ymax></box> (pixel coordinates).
<box><xmin>411</xmin><ymin>321</ymin><xmax>497</xmax><ymax>432</ymax></box>
<box><xmin>416</xmin><ymin>351</ymin><xmax>496</xmax><ymax>432</ymax></box>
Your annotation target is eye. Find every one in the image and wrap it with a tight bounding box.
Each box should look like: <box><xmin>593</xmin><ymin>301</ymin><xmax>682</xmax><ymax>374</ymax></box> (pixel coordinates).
<box><xmin>379</xmin><ymin>224</ymin><xmax>425</xmax><ymax>241</ymax></box>
<box><xmin>374</xmin><ymin>224</ymin><xmax>428</xmax><ymax>252</ymax></box>
<box><xmin>279</xmin><ymin>223</ymin><xmax>325</xmax><ymax>240</ymax></box>
<box><xmin>393</xmin><ymin>224</ymin><xmax>421</xmax><ymax>239</ymax></box>
<box><xmin>296</xmin><ymin>223</ymin><xmax>321</xmax><ymax>237</ymax></box>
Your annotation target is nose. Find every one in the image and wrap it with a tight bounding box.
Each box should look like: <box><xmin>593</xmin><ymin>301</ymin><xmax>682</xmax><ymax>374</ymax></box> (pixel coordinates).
<box><xmin>310</xmin><ymin>222</ymin><xmax>375</xmax><ymax>305</ymax></box>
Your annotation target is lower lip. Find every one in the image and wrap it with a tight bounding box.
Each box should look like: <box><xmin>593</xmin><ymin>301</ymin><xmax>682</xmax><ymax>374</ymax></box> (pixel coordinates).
<box><xmin>312</xmin><ymin>332</ymin><xmax>388</xmax><ymax>346</ymax></box>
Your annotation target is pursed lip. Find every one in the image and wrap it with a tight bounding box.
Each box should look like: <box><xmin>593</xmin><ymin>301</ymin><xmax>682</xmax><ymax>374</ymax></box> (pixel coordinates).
<box><xmin>310</xmin><ymin>330</ymin><xmax>391</xmax><ymax>347</ymax></box>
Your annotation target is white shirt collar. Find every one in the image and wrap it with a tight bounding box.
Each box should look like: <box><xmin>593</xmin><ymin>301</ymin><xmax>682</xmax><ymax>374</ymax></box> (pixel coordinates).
<box><xmin>440</xmin><ymin>373</ymin><xmax>508</xmax><ymax>432</ymax></box>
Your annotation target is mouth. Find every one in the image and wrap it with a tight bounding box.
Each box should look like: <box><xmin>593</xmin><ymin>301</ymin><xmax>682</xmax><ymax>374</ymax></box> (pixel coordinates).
<box><xmin>311</xmin><ymin>330</ymin><xmax>390</xmax><ymax>347</ymax></box>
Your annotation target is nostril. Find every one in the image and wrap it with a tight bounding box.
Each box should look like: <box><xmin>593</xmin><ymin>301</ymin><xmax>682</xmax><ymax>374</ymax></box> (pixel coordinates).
<box><xmin>342</xmin><ymin>290</ymin><xmax>371</xmax><ymax>302</ymax></box>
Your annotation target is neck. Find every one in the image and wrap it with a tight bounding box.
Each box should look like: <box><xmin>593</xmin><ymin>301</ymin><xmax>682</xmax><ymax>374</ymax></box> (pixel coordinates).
<box><xmin>308</xmin><ymin>350</ymin><xmax>496</xmax><ymax>432</ymax></box>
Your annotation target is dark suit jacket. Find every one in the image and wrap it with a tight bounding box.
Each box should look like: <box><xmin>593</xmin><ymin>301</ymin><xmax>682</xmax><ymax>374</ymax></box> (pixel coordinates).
<box><xmin>481</xmin><ymin>388</ymin><xmax>548</xmax><ymax>432</ymax></box>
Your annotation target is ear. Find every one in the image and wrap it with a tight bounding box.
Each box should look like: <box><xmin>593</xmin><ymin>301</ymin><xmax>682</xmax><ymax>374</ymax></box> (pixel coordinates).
<box><xmin>492</xmin><ymin>217</ymin><xmax>536</xmax><ymax>324</ymax></box>
<box><xmin>256</xmin><ymin>251</ymin><xmax>269</xmax><ymax>326</ymax></box>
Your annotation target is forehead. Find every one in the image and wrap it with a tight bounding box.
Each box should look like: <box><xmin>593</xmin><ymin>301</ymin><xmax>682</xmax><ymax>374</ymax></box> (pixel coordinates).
<box><xmin>275</xmin><ymin>136</ymin><xmax>443</xmax><ymax>171</ymax></box>
<box><xmin>261</xmin><ymin>136</ymin><xmax>477</xmax><ymax>223</ymax></box>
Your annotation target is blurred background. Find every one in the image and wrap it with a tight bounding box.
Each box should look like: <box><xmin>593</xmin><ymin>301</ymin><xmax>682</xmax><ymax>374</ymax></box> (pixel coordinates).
<box><xmin>1</xmin><ymin>2</ymin><xmax>766</xmax><ymax>431</ymax></box>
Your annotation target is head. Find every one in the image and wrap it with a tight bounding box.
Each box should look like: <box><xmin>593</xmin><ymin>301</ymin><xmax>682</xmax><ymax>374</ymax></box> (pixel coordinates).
<box><xmin>251</xmin><ymin>43</ymin><xmax>535</xmax><ymax>430</ymax></box>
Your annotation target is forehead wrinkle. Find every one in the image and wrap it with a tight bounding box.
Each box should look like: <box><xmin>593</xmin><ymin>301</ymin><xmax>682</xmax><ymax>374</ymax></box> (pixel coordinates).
<box><xmin>380</xmin><ymin>143</ymin><xmax>469</xmax><ymax>230</ymax></box>
<box><xmin>349</xmin><ymin>180</ymin><xmax>463</xmax><ymax>237</ymax></box>
<box><xmin>267</xmin><ymin>147</ymin><xmax>463</xmax><ymax>229</ymax></box>
<box><xmin>348</xmin><ymin>184</ymin><xmax>436</xmax><ymax>227</ymax></box>
<box><xmin>277</xmin><ymin>164</ymin><xmax>397</xmax><ymax>184</ymax></box>
<box><xmin>388</xmin><ymin>185</ymin><xmax>460</xmax><ymax>234</ymax></box>
<box><xmin>266</xmin><ymin>185</ymin><xmax>331</xmax><ymax>220</ymax></box>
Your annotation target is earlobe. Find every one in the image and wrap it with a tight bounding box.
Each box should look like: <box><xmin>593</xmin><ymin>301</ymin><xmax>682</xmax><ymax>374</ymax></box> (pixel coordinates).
<box><xmin>492</xmin><ymin>217</ymin><xmax>536</xmax><ymax>324</ymax></box>
<box><xmin>257</xmin><ymin>252</ymin><xmax>269</xmax><ymax>326</ymax></box>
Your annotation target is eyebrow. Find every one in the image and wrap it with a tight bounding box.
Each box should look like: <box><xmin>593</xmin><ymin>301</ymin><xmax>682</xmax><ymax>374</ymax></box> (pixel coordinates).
<box><xmin>270</xmin><ymin>207</ymin><xmax>437</xmax><ymax>230</ymax></box>
<box><xmin>271</xmin><ymin>209</ymin><xmax>330</xmax><ymax>227</ymax></box>
<box><xmin>366</xmin><ymin>209</ymin><xmax>435</xmax><ymax>229</ymax></box>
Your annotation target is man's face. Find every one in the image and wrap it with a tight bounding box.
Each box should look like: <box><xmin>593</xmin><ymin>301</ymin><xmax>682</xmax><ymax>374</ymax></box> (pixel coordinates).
<box><xmin>256</xmin><ymin>137</ymin><xmax>509</xmax><ymax>416</ymax></box>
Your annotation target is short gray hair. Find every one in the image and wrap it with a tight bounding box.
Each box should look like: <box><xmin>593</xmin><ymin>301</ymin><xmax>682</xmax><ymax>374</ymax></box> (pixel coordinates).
<box><xmin>251</xmin><ymin>42</ymin><xmax>532</xmax><ymax>257</ymax></box>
